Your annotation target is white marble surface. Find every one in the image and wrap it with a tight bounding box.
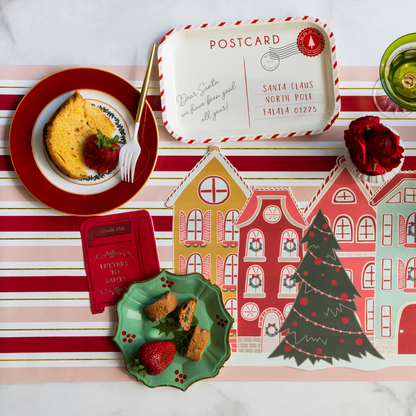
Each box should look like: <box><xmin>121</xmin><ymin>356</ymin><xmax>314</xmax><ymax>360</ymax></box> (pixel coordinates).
<box><xmin>1</xmin><ymin>0</ymin><xmax>416</xmax><ymax>414</ymax></box>
<box><xmin>1</xmin><ymin>0</ymin><xmax>416</xmax><ymax>67</ymax></box>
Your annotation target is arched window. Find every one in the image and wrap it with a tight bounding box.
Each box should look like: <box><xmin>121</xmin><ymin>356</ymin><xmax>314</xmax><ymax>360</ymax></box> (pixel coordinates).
<box><xmin>244</xmin><ymin>265</ymin><xmax>265</xmax><ymax>298</ymax></box>
<box><xmin>225</xmin><ymin>298</ymin><xmax>237</xmax><ymax>329</ymax></box>
<box><xmin>334</xmin><ymin>215</ymin><xmax>353</xmax><ymax>242</ymax></box>
<box><xmin>186</xmin><ymin>209</ymin><xmax>203</xmax><ymax>242</ymax></box>
<box><xmin>224</xmin><ymin>210</ymin><xmax>239</xmax><ymax>243</ymax></box>
<box><xmin>223</xmin><ymin>254</ymin><xmax>238</xmax><ymax>288</ymax></box>
<box><xmin>333</xmin><ymin>188</ymin><xmax>356</xmax><ymax>204</ymax></box>
<box><xmin>357</xmin><ymin>216</ymin><xmax>376</xmax><ymax>242</ymax></box>
<box><xmin>345</xmin><ymin>269</ymin><xmax>353</xmax><ymax>281</ymax></box>
<box><xmin>186</xmin><ymin>253</ymin><xmax>203</xmax><ymax>274</ymax></box>
<box><xmin>406</xmin><ymin>258</ymin><xmax>416</xmax><ymax>290</ymax></box>
<box><xmin>245</xmin><ymin>229</ymin><xmax>266</xmax><ymax>261</ymax></box>
<box><xmin>362</xmin><ymin>262</ymin><xmax>376</xmax><ymax>289</ymax></box>
<box><xmin>279</xmin><ymin>230</ymin><xmax>300</xmax><ymax>262</ymax></box>
<box><xmin>406</xmin><ymin>213</ymin><xmax>416</xmax><ymax>244</ymax></box>
<box><xmin>279</xmin><ymin>265</ymin><xmax>298</xmax><ymax>296</ymax></box>
<box><xmin>283</xmin><ymin>303</ymin><xmax>293</xmax><ymax>318</ymax></box>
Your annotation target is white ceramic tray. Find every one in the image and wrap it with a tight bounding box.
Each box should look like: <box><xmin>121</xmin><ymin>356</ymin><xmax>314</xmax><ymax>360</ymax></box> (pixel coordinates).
<box><xmin>158</xmin><ymin>16</ymin><xmax>340</xmax><ymax>144</ymax></box>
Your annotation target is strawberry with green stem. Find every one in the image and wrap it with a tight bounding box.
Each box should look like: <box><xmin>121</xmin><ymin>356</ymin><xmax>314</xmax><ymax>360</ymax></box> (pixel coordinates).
<box><xmin>84</xmin><ymin>129</ymin><xmax>121</xmax><ymax>174</ymax></box>
<box><xmin>132</xmin><ymin>340</ymin><xmax>176</xmax><ymax>376</ymax></box>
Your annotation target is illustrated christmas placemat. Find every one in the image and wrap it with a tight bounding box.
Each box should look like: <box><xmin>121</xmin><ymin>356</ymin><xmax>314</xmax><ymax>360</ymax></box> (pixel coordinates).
<box><xmin>164</xmin><ymin>147</ymin><xmax>416</xmax><ymax>371</ymax></box>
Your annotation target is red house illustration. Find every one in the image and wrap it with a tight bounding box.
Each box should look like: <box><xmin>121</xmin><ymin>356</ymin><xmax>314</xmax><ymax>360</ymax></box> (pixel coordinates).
<box><xmin>235</xmin><ymin>187</ymin><xmax>307</xmax><ymax>353</ymax></box>
<box><xmin>303</xmin><ymin>155</ymin><xmax>377</xmax><ymax>343</ymax></box>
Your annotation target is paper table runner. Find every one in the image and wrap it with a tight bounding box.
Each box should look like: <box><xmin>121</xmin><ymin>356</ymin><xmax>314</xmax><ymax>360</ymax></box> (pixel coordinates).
<box><xmin>1</xmin><ymin>65</ymin><xmax>416</xmax><ymax>383</ymax></box>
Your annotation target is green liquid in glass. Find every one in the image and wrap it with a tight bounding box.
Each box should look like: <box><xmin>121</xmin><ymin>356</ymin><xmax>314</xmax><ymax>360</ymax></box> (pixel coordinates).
<box><xmin>387</xmin><ymin>49</ymin><xmax>416</xmax><ymax>100</ymax></box>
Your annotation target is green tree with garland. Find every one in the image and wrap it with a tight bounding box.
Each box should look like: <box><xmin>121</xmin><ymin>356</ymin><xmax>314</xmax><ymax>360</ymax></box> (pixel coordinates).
<box><xmin>269</xmin><ymin>209</ymin><xmax>383</xmax><ymax>366</ymax></box>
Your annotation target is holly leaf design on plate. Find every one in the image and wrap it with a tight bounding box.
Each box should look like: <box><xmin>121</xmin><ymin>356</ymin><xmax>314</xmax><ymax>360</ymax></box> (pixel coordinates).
<box><xmin>152</xmin><ymin>305</ymin><xmax>199</xmax><ymax>352</ymax></box>
<box><xmin>153</xmin><ymin>316</ymin><xmax>179</xmax><ymax>338</ymax></box>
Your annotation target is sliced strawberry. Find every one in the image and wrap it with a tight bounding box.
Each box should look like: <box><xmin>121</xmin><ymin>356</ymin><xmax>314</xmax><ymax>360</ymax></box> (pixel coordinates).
<box><xmin>83</xmin><ymin>130</ymin><xmax>121</xmax><ymax>174</ymax></box>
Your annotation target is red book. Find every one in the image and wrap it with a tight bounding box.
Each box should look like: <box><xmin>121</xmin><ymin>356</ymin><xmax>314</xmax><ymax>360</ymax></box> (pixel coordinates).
<box><xmin>80</xmin><ymin>210</ymin><xmax>160</xmax><ymax>314</ymax></box>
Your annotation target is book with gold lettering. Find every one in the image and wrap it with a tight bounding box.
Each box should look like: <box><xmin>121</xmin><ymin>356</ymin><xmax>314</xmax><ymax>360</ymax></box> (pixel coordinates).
<box><xmin>80</xmin><ymin>210</ymin><xmax>160</xmax><ymax>314</ymax></box>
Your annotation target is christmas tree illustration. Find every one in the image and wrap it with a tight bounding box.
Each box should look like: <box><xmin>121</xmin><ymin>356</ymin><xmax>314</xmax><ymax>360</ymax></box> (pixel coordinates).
<box><xmin>269</xmin><ymin>209</ymin><xmax>383</xmax><ymax>366</ymax></box>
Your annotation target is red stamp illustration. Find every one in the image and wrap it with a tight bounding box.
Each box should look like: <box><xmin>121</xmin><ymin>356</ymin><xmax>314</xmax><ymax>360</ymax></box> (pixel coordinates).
<box><xmin>297</xmin><ymin>28</ymin><xmax>325</xmax><ymax>57</ymax></box>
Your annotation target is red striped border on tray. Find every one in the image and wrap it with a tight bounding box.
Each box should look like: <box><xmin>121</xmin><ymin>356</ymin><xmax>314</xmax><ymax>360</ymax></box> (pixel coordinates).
<box><xmin>158</xmin><ymin>16</ymin><xmax>341</xmax><ymax>143</ymax></box>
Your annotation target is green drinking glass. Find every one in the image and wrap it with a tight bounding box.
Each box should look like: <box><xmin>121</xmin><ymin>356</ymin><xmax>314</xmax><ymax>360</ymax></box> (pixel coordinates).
<box><xmin>380</xmin><ymin>33</ymin><xmax>416</xmax><ymax>112</ymax></box>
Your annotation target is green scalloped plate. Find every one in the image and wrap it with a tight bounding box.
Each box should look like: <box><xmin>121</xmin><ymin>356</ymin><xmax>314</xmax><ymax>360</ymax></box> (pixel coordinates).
<box><xmin>113</xmin><ymin>270</ymin><xmax>233</xmax><ymax>391</ymax></box>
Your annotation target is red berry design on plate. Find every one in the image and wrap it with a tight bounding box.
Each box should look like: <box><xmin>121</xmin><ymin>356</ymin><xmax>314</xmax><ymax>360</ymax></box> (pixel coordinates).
<box><xmin>216</xmin><ymin>316</ymin><xmax>228</xmax><ymax>327</ymax></box>
<box><xmin>161</xmin><ymin>279</ymin><xmax>174</xmax><ymax>288</ymax></box>
<box><xmin>174</xmin><ymin>371</ymin><xmax>187</xmax><ymax>383</ymax></box>
<box><xmin>122</xmin><ymin>332</ymin><xmax>136</xmax><ymax>342</ymax></box>
<box><xmin>84</xmin><ymin>129</ymin><xmax>121</xmax><ymax>174</ymax></box>
<box><xmin>132</xmin><ymin>341</ymin><xmax>176</xmax><ymax>376</ymax></box>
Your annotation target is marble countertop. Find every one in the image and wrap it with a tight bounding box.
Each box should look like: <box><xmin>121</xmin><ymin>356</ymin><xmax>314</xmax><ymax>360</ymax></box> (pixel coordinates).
<box><xmin>1</xmin><ymin>0</ymin><xmax>416</xmax><ymax>415</ymax></box>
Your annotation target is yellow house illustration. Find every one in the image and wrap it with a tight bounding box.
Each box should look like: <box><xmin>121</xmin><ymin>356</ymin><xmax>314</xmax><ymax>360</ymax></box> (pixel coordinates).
<box><xmin>165</xmin><ymin>147</ymin><xmax>251</xmax><ymax>345</ymax></box>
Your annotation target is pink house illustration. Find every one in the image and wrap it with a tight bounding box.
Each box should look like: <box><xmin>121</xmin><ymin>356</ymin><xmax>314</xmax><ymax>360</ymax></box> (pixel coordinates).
<box><xmin>303</xmin><ymin>155</ymin><xmax>377</xmax><ymax>343</ymax></box>
<box><xmin>234</xmin><ymin>187</ymin><xmax>307</xmax><ymax>353</ymax></box>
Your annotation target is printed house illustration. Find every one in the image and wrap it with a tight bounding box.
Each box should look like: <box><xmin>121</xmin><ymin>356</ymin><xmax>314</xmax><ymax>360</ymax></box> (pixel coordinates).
<box><xmin>369</xmin><ymin>171</ymin><xmax>416</xmax><ymax>355</ymax></box>
<box><xmin>165</xmin><ymin>147</ymin><xmax>251</xmax><ymax>350</ymax></box>
<box><xmin>303</xmin><ymin>155</ymin><xmax>377</xmax><ymax>343</ymax></box>
<box><xmin>234</xmin><ymin>187</ymin><xmax>307</xmax><ymax>353</ymax></box>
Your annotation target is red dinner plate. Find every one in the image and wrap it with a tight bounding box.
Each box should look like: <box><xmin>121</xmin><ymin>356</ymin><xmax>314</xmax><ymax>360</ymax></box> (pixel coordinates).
<box><xmin>9</xmin><ymin>68</ymin><xmax>158</xmax><ymax>216</ymax></box>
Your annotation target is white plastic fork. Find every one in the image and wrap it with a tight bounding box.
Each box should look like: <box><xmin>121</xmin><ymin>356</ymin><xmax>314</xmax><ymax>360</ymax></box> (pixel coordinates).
<box><xmin>120</xmin><ymin>43</ymin><xmax>156</xmax><ymax>182</ymax></box>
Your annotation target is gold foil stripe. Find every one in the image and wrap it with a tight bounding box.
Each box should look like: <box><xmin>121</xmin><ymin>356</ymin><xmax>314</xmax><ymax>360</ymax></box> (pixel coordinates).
<box><xmin>339</xmin><ymin>117</ymin><xmax>416</xmax><ymax>121</ymax></box>
<box><xmin>0</xmin><ymin>85</ymin><xmax>382</xmax><ymax>90</ymax></box>
<box><xmin>243</xmin><ymin>177</ymin><xmax>325</xmax><ymax>180</ymax></box>
<box><xmin>0</xmin><ymin>207</ymin><xmax>51</xmax><ymax>210</ymax></box>
<box><xmin>0</xmin><ymin>358</ymin><xmax>123</xmax><ymax>362</ymax></box>
<box><xmin>0</xmin><ymin>328</ymin><xmax>116</xmax><ymax>331</ymax></box>
<box><xmin>339</xmin><ymin>87</ymin><xmax>383</xmax><ymax>90</ymax></box>
<box><xmin>0</xmin><ymin>298</ymin><xmax>89</xmax><ymax>301</ymax></box>
<box><xmin>159</xmin><ymin>147</ymin><xmax>345</xmax><ymax>150</ymax></box>
<box><xmin>116</xmin><ymin>207</ymin><xmax>171</xmax><ymax>210</ymax></box>
<box><xmin>148</xmin><ymin>177</ymin><xmax>325</xmax><ymax>181</ymax></box>
<box><xmin>0</xmin><ymin>268</ymin><xmax>84</xmax><ymax>270</ymax></box>
<box><xmin>0</xmin><ymin>237</ymin><xmax>170</xmax><ymax>241</ymax></box>
<box><xmin>0</xmin><ymin>86</ymin><xmax>31</xmax><ymax>89</ymax></box>
<box><xmin>0</xmin><ymin>238</ymin><xmax>80</xmax><ymax>240</ymax></box>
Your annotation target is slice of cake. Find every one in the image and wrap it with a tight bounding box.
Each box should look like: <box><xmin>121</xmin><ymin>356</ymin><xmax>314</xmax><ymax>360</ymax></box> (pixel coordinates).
<box><xmin>183</xmin><ymin>326</ymin><xmax>210</xmax><ymax>361</ymax></box>
<box><xmin>178</xmin><ymin>298</ymin><xmax>198</xmax><ymax>331</ymax></box>
<box><xmin>144</xmin><ymin>291</ymin><xmax>178</xmax><ymax>322</ymax></box>
<box><xmin>44</xmin><ymin>91</ymin><xmax>116</xmax><ymax>179</ymax></box>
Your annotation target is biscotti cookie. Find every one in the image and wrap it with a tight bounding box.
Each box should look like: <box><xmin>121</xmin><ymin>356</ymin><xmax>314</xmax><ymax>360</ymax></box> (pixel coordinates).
<box><xmin>44</xmin><ymin>91</ymin><xmax>116</xmax><ymax>179</ymax></box>
<box><xmin>183</xmin><ymin>326</ymin><xmax>210</xmax><ymax>361</ymax></box>
<box><xmin>178</xmin><ymin>298</ymin><xmax>198</xmax><ymax>331</ymax></box>
<box><xmin>144</xmin><ymin>291</ymin><xmax>178</xmax><ymax>322</ymax></box>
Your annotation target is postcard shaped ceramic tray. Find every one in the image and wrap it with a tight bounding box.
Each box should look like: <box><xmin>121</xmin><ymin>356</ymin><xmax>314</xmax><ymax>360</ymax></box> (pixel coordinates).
<box><xmin>158</xmin><ymin>16</ymin><xmax>340</xmax><ymax>143</ymax></box>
